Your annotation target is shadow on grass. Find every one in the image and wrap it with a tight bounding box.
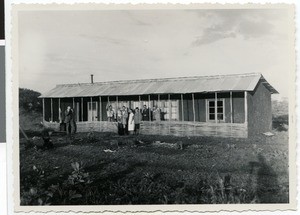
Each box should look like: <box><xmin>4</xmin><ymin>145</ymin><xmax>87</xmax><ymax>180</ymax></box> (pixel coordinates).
<box><xmin>249</xmin><ymin>153</ymin><xmax>281</xmax><ymax>203</ymax></box>
<box><xmin>91</xmin><ymin>161</ymin><xmax>148</xmax><ymax>184</ymax></box>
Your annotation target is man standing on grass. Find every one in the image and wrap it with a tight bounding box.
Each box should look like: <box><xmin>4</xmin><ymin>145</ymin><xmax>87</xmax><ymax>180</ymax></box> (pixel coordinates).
<box><xmin>64</xmin><ymin>106</ymin><xmax>75</xmax><ymax>136</ymax></box>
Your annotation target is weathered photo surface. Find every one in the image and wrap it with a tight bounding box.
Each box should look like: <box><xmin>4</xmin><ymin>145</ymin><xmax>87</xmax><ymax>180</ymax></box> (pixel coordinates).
<box><xmin>12</xmin><ymin>4</ymin><xmax>296</xmax><ymax>212</ymax></box>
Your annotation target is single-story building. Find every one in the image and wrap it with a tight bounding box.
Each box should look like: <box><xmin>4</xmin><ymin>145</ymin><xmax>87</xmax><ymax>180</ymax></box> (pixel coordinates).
<box><xmin>39</xmin><ymin>73</ymin><xmax>278</xmax><ymax>138</ymax></box>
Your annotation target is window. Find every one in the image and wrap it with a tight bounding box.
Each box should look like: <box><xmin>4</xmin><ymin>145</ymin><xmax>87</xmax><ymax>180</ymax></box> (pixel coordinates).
<box><xmin>161</xmin><ymin>100</ymin><xmax>179</xmax><ymax>121</ymax></box>
<box><xmin>171</xmin><ymin>102</ymin><xmax>179</xmax><ymax>120</ymax></box>
<box><xmin>208</xmin><ymin>101</ymin><xmax>215</xmax><ymax>120</ymax></box>
<box><xmin>117</xmin><ymin>101</ymin><xmax>129</xmax><ymax>109</ymax></box>
<box><xmin>142</xmin><ymin>101</ymin><xmax>153</xmax><ymax>109</ymax></box>
<box><xmin>206</xmin><ymin>99</ymin><xmax>225</xmax><ymax>122</ymax></box>
<box><xmin>132</xmin><ymin>101</ymin><xmax>140</xmax><ymax>109</ymax></box>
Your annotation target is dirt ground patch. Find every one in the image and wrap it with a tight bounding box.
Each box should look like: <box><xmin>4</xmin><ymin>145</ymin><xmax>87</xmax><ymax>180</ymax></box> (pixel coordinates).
<box><xmin>19</xmin><ymin>130</ymin><xmax>289</xmax><ymax>205</ymax></box>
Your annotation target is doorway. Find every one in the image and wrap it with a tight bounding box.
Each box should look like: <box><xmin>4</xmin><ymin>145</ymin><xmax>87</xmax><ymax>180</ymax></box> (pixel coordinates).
<box><xmin>88</xmin><ymin>101</ymin><xmax>98</xmax><ymax>121</ymax></box>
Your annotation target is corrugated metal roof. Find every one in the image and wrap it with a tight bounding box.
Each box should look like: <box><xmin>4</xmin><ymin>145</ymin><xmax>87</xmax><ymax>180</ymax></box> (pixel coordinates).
<box><xmin>39</xmin><ymin>73</ymin><xmax>278</xmax><ymax>98</ymax></box>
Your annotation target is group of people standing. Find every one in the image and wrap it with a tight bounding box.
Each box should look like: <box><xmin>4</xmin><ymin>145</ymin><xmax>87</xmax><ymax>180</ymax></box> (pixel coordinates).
<box><xmin>58</xmin><ymin>103</ymin><xmax>162</xmax><ymax>136</ymax></box>
<box><xmin>141</xmin><ymin>105</ymin><xmax>162</xmax><ymax>121</ymax></box>
<box><xmin>106</xmin><ymin>103</ymin><xmax>162</xmax><ymax>135</ymax></box>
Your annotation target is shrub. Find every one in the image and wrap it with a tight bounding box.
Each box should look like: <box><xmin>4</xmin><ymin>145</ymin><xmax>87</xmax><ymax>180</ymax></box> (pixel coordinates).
<box><xmin>20</xmin><ymin>165</ymin><xmax>52</xmax><ymax>205</ymax></box>
<box><xmin>19</xmin><ymin>88</ymin><xmax>42</xmax><ymax>112</ymax></box>
<box><xmin>272</xmin><ymin>114</ymin><xmax>288</xmax><ymax>131</ymax></box>
<box><xmin>20</xmin><ymin>162</ymin><xmax>93</xmax><ymax>205</ymax></box>
<box><xmin>48</xmin><ymin>162</ymin><xmax>93</xmax><ymax>204</ymax></box>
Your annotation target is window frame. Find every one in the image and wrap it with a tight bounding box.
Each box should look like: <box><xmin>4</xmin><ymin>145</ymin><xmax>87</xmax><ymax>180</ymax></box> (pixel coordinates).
<box><xmin>206</xmin><ymin>98</ymin><xmax>225</xmax><ymax>122</ymax></box>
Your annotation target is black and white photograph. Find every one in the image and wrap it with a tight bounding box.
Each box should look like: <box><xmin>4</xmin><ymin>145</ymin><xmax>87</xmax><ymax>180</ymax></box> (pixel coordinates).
<box><xmin>12</xmin><ymin>3</ymin><xmax>296</xmax><ymax>212</ymax></box>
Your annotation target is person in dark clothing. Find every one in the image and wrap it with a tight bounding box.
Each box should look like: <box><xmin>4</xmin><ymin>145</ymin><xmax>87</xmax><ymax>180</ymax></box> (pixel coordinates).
<box><xmin>141</xmin><ymin>105</ymin><xmax>149</xmax><ymax>121</ymax></box>
<box><xmin>64</xmin><ymin>106</ymin><xmax>76</xmax><ymax>135</ymax></box>
<box><xmin>41</xmin><ymin>128</ymin><xmax>54</xmax><ymax>149</ymax></box>
<box><xmin>117</xmin><ymin>108</ymin><xmax>124</xmax><ymax>135</ymax></box>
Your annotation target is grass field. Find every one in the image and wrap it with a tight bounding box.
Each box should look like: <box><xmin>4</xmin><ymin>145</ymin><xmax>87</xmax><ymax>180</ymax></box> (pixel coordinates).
<box><xmin>19</xmin><ymin>126</ymin><xmax>289</xmax><ymax>205</ymax></box>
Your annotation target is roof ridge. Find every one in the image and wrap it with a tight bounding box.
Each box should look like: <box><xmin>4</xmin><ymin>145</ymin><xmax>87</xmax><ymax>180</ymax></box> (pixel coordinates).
<box><xmin>56</xmin><ymin>72</ymin><xmax>262</xmax><ymax>87</ymax></box>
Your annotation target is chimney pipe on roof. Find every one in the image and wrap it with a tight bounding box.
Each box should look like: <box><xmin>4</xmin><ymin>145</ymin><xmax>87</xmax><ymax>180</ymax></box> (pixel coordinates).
<box><xmin>91</xmin><ymin>74</ymin><xmax>94</xmax><ymax>84</ymax></box>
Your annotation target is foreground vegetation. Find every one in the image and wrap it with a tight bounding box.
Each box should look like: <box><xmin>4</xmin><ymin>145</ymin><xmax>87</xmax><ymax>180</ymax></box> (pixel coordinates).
<box><xmin>19</xmin><ymin>130</ymin><xmax>289</xmax><ymax>205</ymax></box>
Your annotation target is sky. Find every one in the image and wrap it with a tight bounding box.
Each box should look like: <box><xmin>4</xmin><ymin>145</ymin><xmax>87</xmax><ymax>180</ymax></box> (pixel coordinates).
<box><xmin>18</xmin><ymin>8</ymin><xmax>293</xmax><ymax>99</ymax></box>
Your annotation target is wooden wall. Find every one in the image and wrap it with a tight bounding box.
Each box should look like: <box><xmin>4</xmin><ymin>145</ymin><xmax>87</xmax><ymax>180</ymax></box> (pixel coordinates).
<box><xmin>140</xmin><ymin>121</ymin><xmax>247</xmax><ymax>138</ymax></box>
<box><xmin>44</xmin><ymin>121</ymin><xmax>118</xmax><ymax>133</ymax></box>
<box><xmin>43</xmin><ymin>121</ymin><xmax>247</xmax><ymax>138</ymax></box>
<box><xmin>232</xmin><ymin>92</ymin><xmax>245</xmax><ymax>123</ymax></box>
<box><xmin>247</xmin><ymin>82</ymin><xmax>272</xmax><ymax>136</ymax></box>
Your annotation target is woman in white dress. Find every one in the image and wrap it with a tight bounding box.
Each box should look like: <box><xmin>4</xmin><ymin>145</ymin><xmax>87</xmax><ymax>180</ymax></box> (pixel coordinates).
<box><xmin>128</xmin><ymin>109</ymin><xmax>135</xmax><ymax>135</ymax></box>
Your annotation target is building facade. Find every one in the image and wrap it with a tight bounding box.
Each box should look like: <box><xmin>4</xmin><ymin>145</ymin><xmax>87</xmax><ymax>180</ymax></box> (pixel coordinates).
<box><xmin>39</xmin><ymin>73</ymin><xmax>278</xmax><ymax>138</ymax></box>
